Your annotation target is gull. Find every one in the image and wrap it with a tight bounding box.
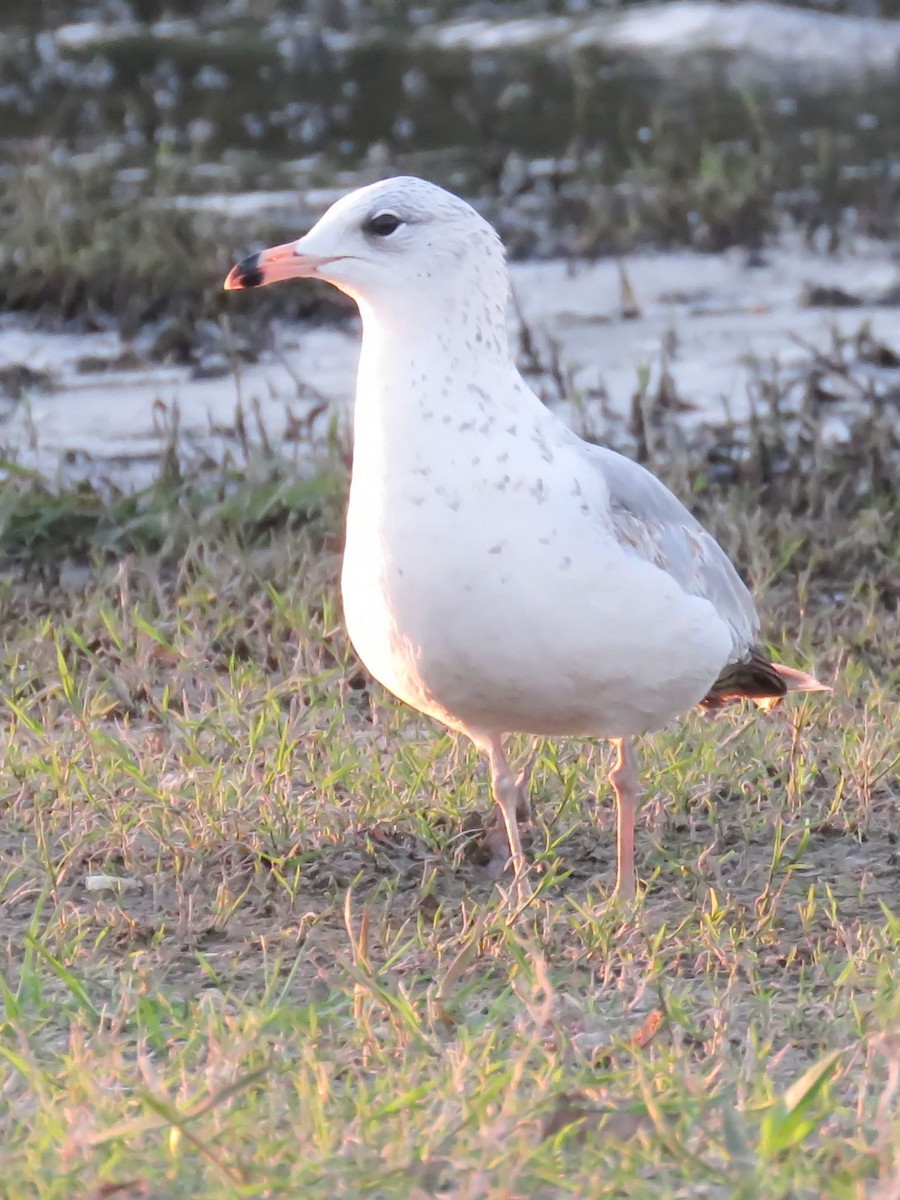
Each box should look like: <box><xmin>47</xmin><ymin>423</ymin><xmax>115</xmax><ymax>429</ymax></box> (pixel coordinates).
<box><xmin>224</xmin><ymin>176</ymin><xmax>828</xmax><ymax>900</ymax></box>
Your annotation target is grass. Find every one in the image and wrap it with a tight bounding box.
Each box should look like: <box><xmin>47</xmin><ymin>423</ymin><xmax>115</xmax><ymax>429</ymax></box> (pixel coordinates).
<box><xmin>0</xmin><ymin>454</ymin><xmax>346</xmax><ymax>563</ymax></box>
<box><xmin>3</xmin><ymin>12</ymin><xmax>899</xmax><ymax>1188</ymax></box>
<box><xmin>0</xmin><ymin>152</ymin><xmax>350</xmax><ymax>347</ymax></box>
<box><xmin>0</xmin><ymin>154</ymin><xmax>229</xmax><ymax>335</ymax></box>
<box><xmin>0</xmin><ymin>386</ymin><xmax>897</xmax><ymax>1196</ymax></box>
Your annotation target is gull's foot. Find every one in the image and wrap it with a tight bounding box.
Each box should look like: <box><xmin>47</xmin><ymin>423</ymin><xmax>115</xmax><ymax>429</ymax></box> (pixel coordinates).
<box><xmin>598</xmin><ymin>877</ymin><xmax>641</xmax><ymax>915</ymax></box>
<box><xmin>478</xmin><ymin>805</ymin><xmax>533</xmax><ymax>877</ymax></box>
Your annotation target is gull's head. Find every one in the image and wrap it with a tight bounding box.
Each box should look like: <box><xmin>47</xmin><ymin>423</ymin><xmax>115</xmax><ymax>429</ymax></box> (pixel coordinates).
<box><xmin>224</xmin><ymin>176</ymin><xmax>509</xmax><ymax>325</ymax></box>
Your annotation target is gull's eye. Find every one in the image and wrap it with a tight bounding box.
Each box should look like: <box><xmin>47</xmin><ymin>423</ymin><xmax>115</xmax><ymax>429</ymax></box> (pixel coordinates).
<box><xmin>363</xmin><ymin>211</ymin><xmax>403</xmax><ymax>238</ymax></box>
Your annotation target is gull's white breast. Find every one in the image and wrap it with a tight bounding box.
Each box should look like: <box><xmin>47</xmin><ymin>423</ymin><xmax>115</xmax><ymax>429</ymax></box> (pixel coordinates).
<box><xmin>341</xmin><ymin>364</ymin><xmax>733</xmax><ymax>740</ymax></box>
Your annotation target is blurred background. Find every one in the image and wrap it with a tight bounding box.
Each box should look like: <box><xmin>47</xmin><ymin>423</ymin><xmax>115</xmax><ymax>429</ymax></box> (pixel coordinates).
<box><xmin>0</xmin><ymin>0</ymin><xmax>898</xmax><ymax>510</ymax></box>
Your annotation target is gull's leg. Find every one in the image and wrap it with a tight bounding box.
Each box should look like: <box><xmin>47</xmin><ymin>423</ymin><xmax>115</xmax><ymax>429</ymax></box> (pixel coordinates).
<box><xmin>472</xmin><ymin>734</ymin><xmax>528</xmax><ymax>885</ymax></box>
<box><xmin>609</xmin><ymin>737</ymin><xmax>640</xmax><ymax>901</ymax></box>
<box><xmin>489</xmin><ymin>736</ymin><xmax>526</xmax><ymax>877</ymax></box>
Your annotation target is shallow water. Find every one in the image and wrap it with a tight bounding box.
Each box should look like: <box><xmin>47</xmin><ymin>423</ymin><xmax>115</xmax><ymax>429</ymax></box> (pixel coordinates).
<box><xmin>2</xmin><ymin>233</ymin><xmax>897</xmax><ymax>483</ymax></box>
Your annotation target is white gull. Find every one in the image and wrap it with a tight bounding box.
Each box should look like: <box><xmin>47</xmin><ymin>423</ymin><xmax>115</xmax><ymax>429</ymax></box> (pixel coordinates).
<box><xmin>225</xmin><ymin>176</ymin><xmax>828</xmax><ymax>899</ymax></box>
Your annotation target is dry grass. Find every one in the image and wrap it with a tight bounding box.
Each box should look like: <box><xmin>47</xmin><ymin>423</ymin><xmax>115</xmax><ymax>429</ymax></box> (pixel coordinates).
<box><xmin>0</xmin><ymin>153</ymin><xmax>349</xmax><ymax>347</ymax></box>
<box><xmin>0</xmin><ymin>426</ymin><xmax>897</xmax><ymax>1197</ymax></box>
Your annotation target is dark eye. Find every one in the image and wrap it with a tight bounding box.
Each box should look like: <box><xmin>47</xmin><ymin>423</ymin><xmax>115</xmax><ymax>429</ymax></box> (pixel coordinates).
<box><xmin>363</xmin><ymin>211</ymin><xmax>403</xmax><ymax>238</ymax></box>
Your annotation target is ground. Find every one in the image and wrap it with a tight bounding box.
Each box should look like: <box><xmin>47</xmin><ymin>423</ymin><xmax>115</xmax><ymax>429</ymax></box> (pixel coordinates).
<box><xmin>0</xmin><ymin>13</ymin><xmax>899</xmax><ymax>1185</ymax></box>
<box><xmin>0</xmin><ymin>431</ymin><xmax>896</xmax><ymax>1197</ymax></box>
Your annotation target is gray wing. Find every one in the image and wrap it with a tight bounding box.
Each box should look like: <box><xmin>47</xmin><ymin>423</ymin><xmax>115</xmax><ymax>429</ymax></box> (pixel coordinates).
<box><xmin>585</xmin><ymin>444</ymin><xmax>759</xmax><ymax>658</ymax></box>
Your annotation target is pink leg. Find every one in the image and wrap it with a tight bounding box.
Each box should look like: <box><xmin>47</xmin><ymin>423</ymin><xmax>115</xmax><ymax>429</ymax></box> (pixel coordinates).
<box><xmin>485</xmin><ymin>735</ymin><xmax>527</xmax><ymax>881</ymax></box>
<box><xmin>609</xmin><ymin>737</ymin><xmax>640</xmax><ymax>900</ymax></box>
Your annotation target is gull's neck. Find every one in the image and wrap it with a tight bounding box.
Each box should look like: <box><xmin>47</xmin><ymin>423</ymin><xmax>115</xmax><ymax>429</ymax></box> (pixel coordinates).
<box><xmin>352</xmin><ymin>284</ymin><xmax>522</xmax><ymax>452</ymax></box>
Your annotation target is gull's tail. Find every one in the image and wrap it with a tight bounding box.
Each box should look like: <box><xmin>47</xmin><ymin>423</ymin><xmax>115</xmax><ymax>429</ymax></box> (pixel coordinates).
<box><xmin>701</xmin><ymin>650</ymin><xmax>831</xmax><ymax>713</ymax></box>
<box><xmin>771</xmin><ymin>662</ymin><xmax>832</xmax><ymax>694</ymax></box>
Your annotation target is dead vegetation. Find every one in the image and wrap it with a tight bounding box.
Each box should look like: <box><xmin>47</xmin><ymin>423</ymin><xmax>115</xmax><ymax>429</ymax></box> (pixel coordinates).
<box><xmin>0</xmin><ymin>153</ymin><xmax>351</xmax><ymax>355</ymax></box>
